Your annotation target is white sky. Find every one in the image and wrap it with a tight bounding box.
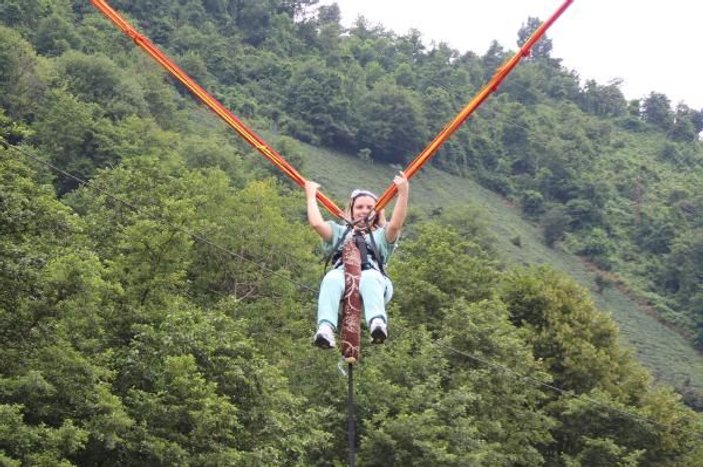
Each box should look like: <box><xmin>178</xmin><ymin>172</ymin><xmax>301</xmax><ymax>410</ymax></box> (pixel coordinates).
<box><xmin>320</xmin><ymin>0</ymin><xmax>702</xmax><ymax>110</ymax></box>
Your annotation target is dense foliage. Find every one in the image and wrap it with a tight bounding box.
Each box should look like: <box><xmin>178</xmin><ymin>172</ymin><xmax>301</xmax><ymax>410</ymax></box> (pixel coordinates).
<box><xmin>5</xmin><ymin>0</ymin><xmax>703</xmax><ymax>345</ymax></box>
<box><xmin>2</xmin><ymin>0</ymin><xmax>703</xmax><ymax>464</ymax></box>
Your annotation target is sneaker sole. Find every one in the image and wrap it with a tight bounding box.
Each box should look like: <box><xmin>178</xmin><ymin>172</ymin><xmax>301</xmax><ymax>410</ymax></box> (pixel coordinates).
<box><xmin>313</xmin><ymin>335</ymin><xmax>334</xmax><ymax>349</ymax></box>
<box><xmin>370</xmin><ymin>328</ymin><xmax>387</xmax><ymax>344</ymax></box>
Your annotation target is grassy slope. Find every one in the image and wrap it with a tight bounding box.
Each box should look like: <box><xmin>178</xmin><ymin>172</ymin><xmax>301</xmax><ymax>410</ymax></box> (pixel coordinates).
<box><xmin>301</xmin><ymin>142</ymin><xmax>703</xmax><ymax>393</ymax></box>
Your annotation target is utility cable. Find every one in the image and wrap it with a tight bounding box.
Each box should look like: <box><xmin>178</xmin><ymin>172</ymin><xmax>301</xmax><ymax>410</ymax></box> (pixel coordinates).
<box><xmin>386</xmin><ymin>321</ymin><xmax>701</xmax><ymax>440</ymax></box>
<box><xmin>5</xmin><ymin>138</ymin><xmax>699</xmax><ymax>446</ymax></box>
<box><xmin>347</xmin><ymin>362</ymin><xmax>356</xmax><ymax>467</ymax></box>
<box><xmin>1</xmin><ymin>138</ymin><xmax>317</xmax><ymax>294</ymax></box>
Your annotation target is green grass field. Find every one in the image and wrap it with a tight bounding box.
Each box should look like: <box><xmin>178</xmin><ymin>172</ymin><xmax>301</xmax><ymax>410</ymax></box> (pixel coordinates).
<box><xmin>302</xmin><ymin>143</ymin><xmax>703</xmax><ymax>394</ymax></box>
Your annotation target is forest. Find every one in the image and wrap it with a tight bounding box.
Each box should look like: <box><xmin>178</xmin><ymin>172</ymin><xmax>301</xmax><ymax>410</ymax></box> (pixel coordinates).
<box><xmin>2</xmin><ymin>0</ymin><xmax>703</xmax><ymax>465</ymax></box>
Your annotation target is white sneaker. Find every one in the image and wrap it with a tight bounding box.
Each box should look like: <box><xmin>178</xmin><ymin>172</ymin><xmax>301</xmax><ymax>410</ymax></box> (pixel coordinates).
<box><xmin>369</xmin><ymin>318</ymin><xmax>388</xmax><ymax>344</ymax></box>
<box><xmin>313</xmin><ymin>323</ymin><xmax>336</xmax><ymax>349</ymax></box>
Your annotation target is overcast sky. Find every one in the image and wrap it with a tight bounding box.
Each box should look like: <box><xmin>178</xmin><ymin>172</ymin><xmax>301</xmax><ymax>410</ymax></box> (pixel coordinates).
<box><xmin>320</xmin><ymin>0</ymin><xmax>702</xmax><ymax>110</ymax></box>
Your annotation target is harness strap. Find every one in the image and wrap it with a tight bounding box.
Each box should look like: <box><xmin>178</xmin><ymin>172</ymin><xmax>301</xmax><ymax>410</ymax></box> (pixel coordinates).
<box><xmin>353</xmin><ymin>231</ymin><xmax>369</xmax><ymax>268</ymax></box>
<box><xmin>324</xmin><ymin>223</ymin><xmax>387</xmax><ymax>276</ymax></box>
<box><xmin>323</xmin><ymin>223</ymin><xmax>353</xmax><ymax>272</ymax></box>
<box><xmin>364</xmin><ymin>221</ymin><xmax>386</xmax><ymax>276</ymax></box>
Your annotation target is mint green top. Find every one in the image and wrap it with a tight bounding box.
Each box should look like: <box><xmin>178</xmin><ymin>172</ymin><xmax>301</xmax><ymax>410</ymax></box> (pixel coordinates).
<box><xmin>323</xmin><ymin>221</ymin><xmax>397</xmax><ymax>269</ymax></box>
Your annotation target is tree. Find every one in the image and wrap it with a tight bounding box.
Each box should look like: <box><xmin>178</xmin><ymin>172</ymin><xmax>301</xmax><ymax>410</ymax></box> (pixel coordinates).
<box><xmin>0</xmin><ymin>149</ymin><xmax>79</xmax><ymax>347</ymax></box>
<box><xmin>0</xmin><ymin>150</ymin><xmax>131</xmax><ymax>466</ymax></box>
<box><xmin>521</xmin><ymin>189</ymin><xmax>545</xmax><ymax>216</ymax></box>
<box><xmin>233</xmin><ymin>0</ymin><xmax>275</xmax><ymax>46</ymax></box>
<box><xmin>542</xmin><ymin>205</ymin><xmax>571</xmax><ymax>247</ymax></box>
<box><xmin>642</xmin><ymin>92</ymin><xmax>674</xmax><ymax>131</ymax></box>
<box><xmin>34</xmin><ymin>13</ymin><xmax>82</xmax><ymax>56</ymax></box>
<box><xmin>500</xmin><ymin>267</ymin><xmax>703</xmax><ymax>465</ymax></box>
<box><xmin>661</xmin><ymin>229</ymin><xmax>703</xmax><ymax>342</ymax></box>
<box><xmin>517</xmin><ymin>16</ymin><xmax>553</xmax><ymax>59</ymax></box>
<box><xmin>317</xmin><ymin>3</ymin><xmax>341</xmax><ymax>24</ymax></box>
<box><xmin>277</xmin><ymin>0</ymin><xmax>319</xmax><ymax>20</ymax></box>
<box><xmin>0</xmin><ymin>26</ymin><xmax>48</xmax><ymax>120</ymax></box>
<box><xmin>31</xmin><ymin>89</ymin><xmax>121</xmax><ymax>193</ymax></box>
<box><xmin>284</xmin><ymin>60</ymin><xmax>355</xmax><ymax>148</ymax></box>
<box><xmin>0</xmin><ymin>108</ymin><xmax>33</xmax><ymax>145</ymax></box>
<box><xmin>481</xmin><ymin>40</ymin><xmax>506</xmax><ymax>78</ymax></box>
<box><xmin>356</xmin><ymin>314</ymin><xmax>553</xmax><ymax>465</ymax></box>
<box><xmin>500</xmin><ymin>63</ymin><xmax>545</xmax><ymax>105</ymax></box>
<box><xmin>391</xmin><ymin>222</ymin><xmax>500</xmax><ymax>326</ymax></box>
<box><xmin>356</xmin><ymin>82</ymin><xmax>428</xmax><ymax>163</ymax></box>
<box><xmin>0</xmin><ymin>149</ymin><xmax>332</xmax><ymax>463</ymax></box>
<box><xmin>57</xmin><ymin>51</ymin><xmax>148</xmax><ymax>120</ymax></box>
<box><xmin>670</xmin><ymin>104</ymin><xmax>700</xmax><ymax>142</ymax></box>
<box><xmin>581</xmin><ymin>79</ymin><xmax>627</xmax><ymax>117</ymax></box>
<box><xmin>0</xmin><ymin>0</ymin><xmax>48</xmax><ymax>32</ymax></box>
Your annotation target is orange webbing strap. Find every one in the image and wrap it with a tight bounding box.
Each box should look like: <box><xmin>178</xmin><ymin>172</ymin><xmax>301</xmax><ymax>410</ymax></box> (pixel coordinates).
<box><xmin>372</xmin><ymin>0</ymin><xmax>574</xmax><ymax>214</ymax></box>
<box><xmin>89</xmin><ymin>0</ymin><xmax>345</xmax><ymax>219</ymax></box>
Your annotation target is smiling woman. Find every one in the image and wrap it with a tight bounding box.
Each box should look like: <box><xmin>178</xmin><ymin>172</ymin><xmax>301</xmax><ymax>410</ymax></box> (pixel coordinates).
<box><xmin>304</xmin><ymin>172</ymin><xmax>409</xmax><ymax>351</ymax></box>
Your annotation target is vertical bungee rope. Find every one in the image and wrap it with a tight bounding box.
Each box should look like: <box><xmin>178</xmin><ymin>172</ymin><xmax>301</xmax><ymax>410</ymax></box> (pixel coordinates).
<box><xmin>89</xmin><ymin>0</ymin><xmax>345</xmax><ymax>219</ymax></box>
<box><xmin>347</xmin><ymin>361</ymin><xmax>356</xmax><ymax>467</ymax></box>
<box><xmin>371</xmin><ymin>0</ymin><xmax>574</xmax><ymax>215</ymax></box>
<box><xmin>340</xmin><ymin>232</ymin><xmax>364</xmax><ymax>466</ymax></box>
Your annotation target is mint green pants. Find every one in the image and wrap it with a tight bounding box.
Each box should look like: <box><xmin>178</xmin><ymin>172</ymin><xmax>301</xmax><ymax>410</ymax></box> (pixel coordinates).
<box><xmin>317</xmin><ymin>268</ymin><xmax>392</xmax><ymax>330</ymax></box>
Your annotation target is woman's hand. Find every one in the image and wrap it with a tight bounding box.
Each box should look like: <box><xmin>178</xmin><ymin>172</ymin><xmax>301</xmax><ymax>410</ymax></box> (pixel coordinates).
<box><xmin>386</xmin><ymin>171</ymin><xmax>409</xmax><ymax>243</ymax></box>
<box><xmin>393</xmin><ymin>171</ymin><xmax>408</xmax><ymax>195</ymax></box>
<box><xmin>305</xmin><ymin>180</ymin><xmax>333</xmax><ymax>240</ymax></box>
<box><xmin>305</xmin><ymin>180</ymin><xmax>320</xmax><ymax>198</ymax></box>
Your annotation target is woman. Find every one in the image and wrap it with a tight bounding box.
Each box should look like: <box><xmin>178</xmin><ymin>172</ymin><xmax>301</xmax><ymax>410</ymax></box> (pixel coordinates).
<box><xmin>305</xmin><ymin>172</ymin><xmax>409</xmax><ymax>349</ymax></box>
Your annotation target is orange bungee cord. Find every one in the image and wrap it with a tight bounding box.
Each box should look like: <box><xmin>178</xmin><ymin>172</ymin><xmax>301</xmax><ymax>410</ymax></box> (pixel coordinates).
<box><xmin>372</xmin><ymin>0</ymin><xmax>574</xmax><ymax>216</ymax></box>
<box><xmin>89</xmin><ymin>0</ymin><xmax>345</xmax><ymax>219</ymax></box>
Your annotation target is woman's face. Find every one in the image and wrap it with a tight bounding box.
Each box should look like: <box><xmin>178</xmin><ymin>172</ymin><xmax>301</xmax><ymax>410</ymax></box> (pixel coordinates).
<box><xmin>351</xmin><ymin>195</ymin><xmax>375</xmax><ymax>222</ymax></box>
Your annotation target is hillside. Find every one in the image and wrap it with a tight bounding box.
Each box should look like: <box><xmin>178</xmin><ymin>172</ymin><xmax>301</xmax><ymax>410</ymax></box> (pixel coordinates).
<box><xmin>302</xmin><ymin>141</ymin><xmax>703</xmax><ymax>396</ymax></box>
<box><xmin>2</xmin><ymin>2</ymin><xmax>703</xmax><ymax>463</ymax></box>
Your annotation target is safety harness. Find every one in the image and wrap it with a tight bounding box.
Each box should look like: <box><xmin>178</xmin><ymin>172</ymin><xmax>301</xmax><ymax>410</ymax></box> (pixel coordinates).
<box><xmin>324</xmin><ymin>222</ymin><xmax>387</xmax><ymax>276</ymax></box>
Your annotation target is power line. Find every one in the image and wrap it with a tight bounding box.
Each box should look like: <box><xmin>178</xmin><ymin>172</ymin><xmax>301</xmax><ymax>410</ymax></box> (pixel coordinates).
<box><xmin>387</xmin><ymin>322</ymin><xmax>700</xmax><ymax>440</ymax></box>
<box><xmin>1</xmin><ymin>138</ymin><xmax>318</xmax><ymax>294</ymax></box>
<box><xmin>4</xmin><ymin>137</ymin><xmax>698</xmax><ymax>444</ymax></box>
